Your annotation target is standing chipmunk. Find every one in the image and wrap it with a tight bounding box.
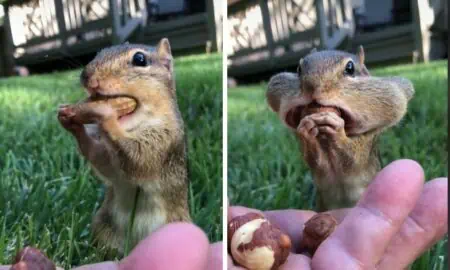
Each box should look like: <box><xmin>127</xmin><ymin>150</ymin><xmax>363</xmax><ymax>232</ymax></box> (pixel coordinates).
<box><xmin>266</xmin><ymin>46</ymin><xmax>414</xmax><ymax>211</ymax></box>
<box><xmin>57</xmin><ymin>38</ymin><xmax>191</xmax><ymax>252</ymax></box>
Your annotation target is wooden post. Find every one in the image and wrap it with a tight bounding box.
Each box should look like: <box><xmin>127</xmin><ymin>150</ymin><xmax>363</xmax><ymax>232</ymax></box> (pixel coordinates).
<box><xmin>411</xmin><ymin>0</ymin><xmax>432</xmax><ymax>62</ymax></box>
<box><xmin>315</xmin><ymin>0</ymin><xmax>329</xmax><ymax>49</ymax></box>
<box><xmin>54</xmin><ymin>0</ymin><xmax>67</xmax><ymax>48</ymax></box>
<box><xmin>109</xmin><ymin>0</ymin><xmax>121</xmax><ymax>44</ymax></box>
<box><xmin>259</xmin><ymin>0</ymin><xmax>275</xmax><ymax>64</ymax></box>
<box><xmin>0</xmin><ymin>25</ymin><xmax>5</xmax><ymax>77</ymax></box>
<box><xmin>1</xmin><ymin>4</ymin><xmax>15</xmax><ymax>77</ymax></box>
<box><xmin>206</xmin><ymin>0</ymin><xmax>218</xmax><ymax>52</ymax></box>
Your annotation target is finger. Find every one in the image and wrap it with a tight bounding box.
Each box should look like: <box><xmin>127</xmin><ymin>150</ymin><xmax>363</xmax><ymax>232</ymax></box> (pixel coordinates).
<box><xmin>312</xmin><ymin>159</ymin><xmax>425</xmax><ymax>269</ymax></box>
<box><xmin>279</xmin><ymin>253</ymin><xmax>311</xmax><ymax>270</ymax></box>
<box><xmin>377</xmin><ymin>178</ymin><xmax>448</xmax><ymax>269</ymax></box>
<box><xmin>119</xmin><ymin>223</ymin><xmax>209</xmax><ymax>270</ymax></box>
<box><xmin>325</xmin><ymin>208</ymin><xmax>351</xmax><ymax>224</ymax></box>
<box><xmin>317</xmin><ymin>126</ymin><xmax>336</xmax><ymax>135</ymax></box>
<box><xmin>207</xmin><ymin>242</ymin><xmax>223</xmax><ymax>270</ymax></box>
<box><xmin>72</xmin><ymin>262</ymin><xmax>118</xmax><ymax>270</ymax></box>
<box><xmin>308</xmin><ymin>113</ymin><xmax>344</xmax><ymax>129</ymax></box>
<box><xmin>2</xmin><ymin>264</ymin><xmax>66</xmax><ymax>270</ymax></box>
<box><xmin>265</xmin><ymin>210</ymin><xmax>316</xmax><ymax>252</ymax></box>
<box><xmin>227</xmin><ymin>253</ymin><xmax>311</xmax><ymax>270</ymax></box>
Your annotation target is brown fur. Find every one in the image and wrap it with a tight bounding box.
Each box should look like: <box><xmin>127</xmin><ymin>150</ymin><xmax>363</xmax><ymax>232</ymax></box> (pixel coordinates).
<box><xmin>267</xmin><ymin>47</ymin><xmax>414</xmax><ymax>211</ymax></box>
<box><xmin>57</xmin><ymin>38</ymin><xmax>190</xmax><ymax>253</ymax></box>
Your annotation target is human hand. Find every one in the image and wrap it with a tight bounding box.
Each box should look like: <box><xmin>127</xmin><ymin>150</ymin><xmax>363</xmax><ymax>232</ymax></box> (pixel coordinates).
<box><xmin>1</xmin><ymin>223</ymin><xmax>223</xmax><ymax>270</ymax></box>
<box><xmin>73</xmin><ymin>223</ymin><xmax>223</xmax><ymax>270</ymax></box>
<box><xmin>228</xmin><ymin>159</ymin><xmax>448</xmax><ymax>269</ymax></box>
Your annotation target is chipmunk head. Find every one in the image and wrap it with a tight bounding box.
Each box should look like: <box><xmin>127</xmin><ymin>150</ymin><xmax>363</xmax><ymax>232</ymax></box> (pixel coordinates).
<box><xmin>268</xmin><ymin>46</ymin><xmax>414</xmax><ymax>137</ymax></box>
<box><xmin>80</xmin><ymin>38</ymin><xmax>179</xmax><ymax>130</ymax></box>
<box><xmin>297</xmin><ymin>46</ymin><xmax>369</xmax><ymax>92</ymax></box>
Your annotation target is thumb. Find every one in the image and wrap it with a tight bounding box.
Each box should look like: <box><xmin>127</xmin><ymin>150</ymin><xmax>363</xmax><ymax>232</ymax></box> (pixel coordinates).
<box><xmin>119</xmin><ymin>222</ymin><xmax>210</xmax><ymax>270</ymax></box>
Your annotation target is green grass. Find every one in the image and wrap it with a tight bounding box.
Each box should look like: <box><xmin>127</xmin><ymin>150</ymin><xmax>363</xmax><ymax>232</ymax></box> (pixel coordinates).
<box><xmin>228</xmin><ymin>60</ymin><xmax>448</xmax><ymax>269</ymax></box>
<box><xmin>0</xmin><ymin>53</ymin><xmax>222</xmax><ymax>267</ymax></box>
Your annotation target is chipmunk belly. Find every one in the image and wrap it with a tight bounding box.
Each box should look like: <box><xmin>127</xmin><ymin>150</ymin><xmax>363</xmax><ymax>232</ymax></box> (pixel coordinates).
<box><xmin>111</xmin><ymin>182</ymin><xmax>169</xmax><ymax>248</ymax></box>
<box><xmin>314</xmin><ymin>172</ymin><xmax>369</xmax><ymax>211</ymax></box>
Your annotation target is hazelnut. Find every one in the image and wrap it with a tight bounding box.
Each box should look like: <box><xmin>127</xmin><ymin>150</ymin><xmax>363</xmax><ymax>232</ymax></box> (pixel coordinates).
<box><xmin>10</xmin><ymin>246</ymin><xmax>56</xmax><ymax>270</ymax></box>
<box><xmin>301</xmin><ymin>105</ymin><xmax>342</xmax><ymax>119</ymax></box>
<box><xmin>299</xmin><ymin>213</ymin><xmax>338</xmax><ymax>256</ymax></box>
<box><xmin>88</xmin><ymin>97</ymin><xmax>137</xmax><ymax>117</ymax></box>
<box><xmin>228</xmin><ymin>213</ymin><xmax>291</xmax><ymax>270</ymax></box>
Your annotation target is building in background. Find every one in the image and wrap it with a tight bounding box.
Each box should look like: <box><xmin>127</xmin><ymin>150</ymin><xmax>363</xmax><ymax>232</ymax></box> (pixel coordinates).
<box><xmin>0</xmin><ymin>0</ymin><xmax>222</xmax><ymax>76</ymax></box>
<box><xmin>227</xmin><ymin>0</ymin><xmax>447</xmax><ymax>79</ymax></box>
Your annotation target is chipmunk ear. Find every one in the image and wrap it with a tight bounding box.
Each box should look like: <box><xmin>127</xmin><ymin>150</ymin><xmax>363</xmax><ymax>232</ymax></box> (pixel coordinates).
<box><xmin>357</xmin><ymin>45</ymin><xmax>365</xmax><ymax>64</ymax></box>
<box><xmin>357</xmin><ymin>45</ymin><xmax>370</xmax><ymax>76</ymax></box>
<box><xmin>156</xmin><ymin>38</ymin><xmax>173</xmax><ymax>72</ymax></box>
<box><xmin>297</xmin><ymin>58</ymin><xmax>304</xmax><ymax>74</ymax></box>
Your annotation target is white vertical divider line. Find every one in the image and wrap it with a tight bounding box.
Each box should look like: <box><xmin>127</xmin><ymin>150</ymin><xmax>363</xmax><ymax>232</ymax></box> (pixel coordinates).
<box><xmin>222</xmin><ymin>0</ymin><xmax>228</xmax><ymax>269</ymax></box>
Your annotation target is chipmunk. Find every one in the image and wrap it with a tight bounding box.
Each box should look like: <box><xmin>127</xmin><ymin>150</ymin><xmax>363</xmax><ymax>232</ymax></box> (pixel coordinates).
<box><xmin>57</xmin><ymin>38</ymin><xmax>191</xmax><ymax>252</ymax></box>
<box><xmin>266</xmin><ymin>46</ymin><xmax>414</xmax><ymax>211</ymax></box>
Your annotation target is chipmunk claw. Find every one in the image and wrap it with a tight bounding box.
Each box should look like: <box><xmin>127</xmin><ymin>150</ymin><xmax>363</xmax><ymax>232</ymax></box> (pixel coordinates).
<box><xmin>57</xmin><ymin>104</ymin><xmax>83</xmax><ymax>133</ymax></box>
<box><xmin>58</xmin><ymin>104</ymin><xmax>76</xmax><ymax>118</ymax></box>
<box><xmin>298</xmin><ymin>112</ymin><xmax>345</xmax><ymax>140</ymax></box>
<box><xmin>308</xmin><ymin>112</ymin><xmax>344</xmax><ymax>131</ymax></box>
<box><xmin>298</xmin><ymin>116</ymin><xmax>319</xmax><ymax>138</ymax></box>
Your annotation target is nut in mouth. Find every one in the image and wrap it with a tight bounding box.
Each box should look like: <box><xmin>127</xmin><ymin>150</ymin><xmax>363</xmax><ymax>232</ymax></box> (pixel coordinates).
<box><xmin>87</xmin><ymin>93</ymin><xmax>138</xmax><ymax>118</ymax></box>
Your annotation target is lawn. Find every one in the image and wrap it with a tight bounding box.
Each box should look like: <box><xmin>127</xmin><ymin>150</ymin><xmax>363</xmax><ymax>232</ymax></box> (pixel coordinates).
<box><xmin>228</xmin><ymin>60</ymin><xmax>448</xmax><ymax>269</ymax></box>
<box><xmin>0</xmin><ymin>53</ymin><xmax>222</xmax><ymax>267</ymax></box>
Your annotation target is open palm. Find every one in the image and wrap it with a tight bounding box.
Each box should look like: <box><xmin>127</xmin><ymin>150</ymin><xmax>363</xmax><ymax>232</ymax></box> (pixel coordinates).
<box><xmin>228</xmin><ymin>160</ymin><xmax>448</xmax><ymax>270</ymax></box>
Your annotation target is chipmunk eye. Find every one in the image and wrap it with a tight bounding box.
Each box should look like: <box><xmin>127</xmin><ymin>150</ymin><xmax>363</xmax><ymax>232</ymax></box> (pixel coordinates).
<box><xmin>132</xmin><ymin>52</ymin><xmax>147</xmax><ymax>67</ymax></box>
<box><xmin>344</xmin><ymin>61</ymin><xmax>355</xmax><ymax>76</ymax></box>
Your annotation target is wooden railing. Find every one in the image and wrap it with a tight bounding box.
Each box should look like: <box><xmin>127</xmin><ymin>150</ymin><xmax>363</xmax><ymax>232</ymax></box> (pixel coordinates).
<box><xmin>315</xmin><ymin>0</ymin><xmax>354</xmax><ymax>49</ymax></box>
<box><xmin>227</xmin><ymin>0</ymin><xmax>354</xmax><ymax>76</ymax></box>
<box><xmin>7</xmin><ymin>0</ymin><xmax>146</xmax><ymax>62</ymax></box>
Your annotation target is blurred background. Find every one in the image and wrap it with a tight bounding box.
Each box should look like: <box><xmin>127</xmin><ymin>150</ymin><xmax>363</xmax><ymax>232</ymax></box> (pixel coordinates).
<box><xmin>226</xmin><ymin>0</ymin><xmax>448</xmax><ymax>84</ymax></box>
<box><xmin>0</xmin><ymin>0</ymin><xmax>222</xmax><ymax>75</ymax></box>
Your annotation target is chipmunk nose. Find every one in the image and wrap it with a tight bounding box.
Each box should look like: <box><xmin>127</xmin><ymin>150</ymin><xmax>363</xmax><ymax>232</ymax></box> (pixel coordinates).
<box><xmin>302</xmin><ymin>79</ymin><xmax>320</xmax><ymax>94</ymax></box>
<box><xmin>80</xmin><ymin>69</ymin><xmax>90</xmax><ymax>87</ymax></box>
<box><xmin>80</xmin><ymin>69</ymin><xmax>99</xmax><ymax>94</ymax></box>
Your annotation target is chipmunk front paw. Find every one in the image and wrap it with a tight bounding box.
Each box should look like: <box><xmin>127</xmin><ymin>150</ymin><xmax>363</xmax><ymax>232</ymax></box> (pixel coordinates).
<box><xmin>298</xmin><ymin>111</ymin><xmax>345</xmax><ymax>140</ymax></box>
<box><xmin>58</xmin><ymin>104</ymin><xmax>83</xmax><ymax>134</ymax></box>
<box><xmin>79</xmin><ymin>103</ymin><xmax>117</xmax><ymax>124</ymax></box>
<box><xmin>60</xmin><ymin>103</ymin><xmax>118</xmax><ymax>125</ymax></box>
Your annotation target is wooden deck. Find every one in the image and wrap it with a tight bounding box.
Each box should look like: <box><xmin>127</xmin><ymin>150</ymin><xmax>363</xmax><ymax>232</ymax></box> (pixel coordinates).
<box><xmin>352</xmin><ymin>24</ymin><xmax>416</xmax><ymax>64</ymax></box>
<box><xmin>1</xmin><ymin>0</ymin><xmax>219</xmax><ymax>73</ymax></box>
<box><xmin>227</xmin><ymin>0</ymin><xmax>355</xmax><ymax>77</ymax></box>
<box><xmin>227</xmin><ymin>0</ymin><xmax>444</xmax><ymax>78</ymax></box>
<box><xmin>138</xmin><ymin>13</ymin><xmax>209</xmax><ymax>51</ymax></box>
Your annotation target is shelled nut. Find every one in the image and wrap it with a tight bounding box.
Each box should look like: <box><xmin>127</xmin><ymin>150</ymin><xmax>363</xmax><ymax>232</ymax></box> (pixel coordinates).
<box><xmin>228</xmin><ymin>213</ymin><xmax>291</xmax><ymax>270</ymax></box>
<box><xmin>299</xmin><ymin>213</ymin><xmax>338</xmax><ymax>256</ymax></box>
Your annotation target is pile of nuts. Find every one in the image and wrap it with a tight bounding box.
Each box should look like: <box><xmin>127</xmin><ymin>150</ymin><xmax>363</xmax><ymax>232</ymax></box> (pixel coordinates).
<box><xmin>228</xmin><ymin>212</ymin><xmax>338</xmax><ymax>270</ymax></box>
